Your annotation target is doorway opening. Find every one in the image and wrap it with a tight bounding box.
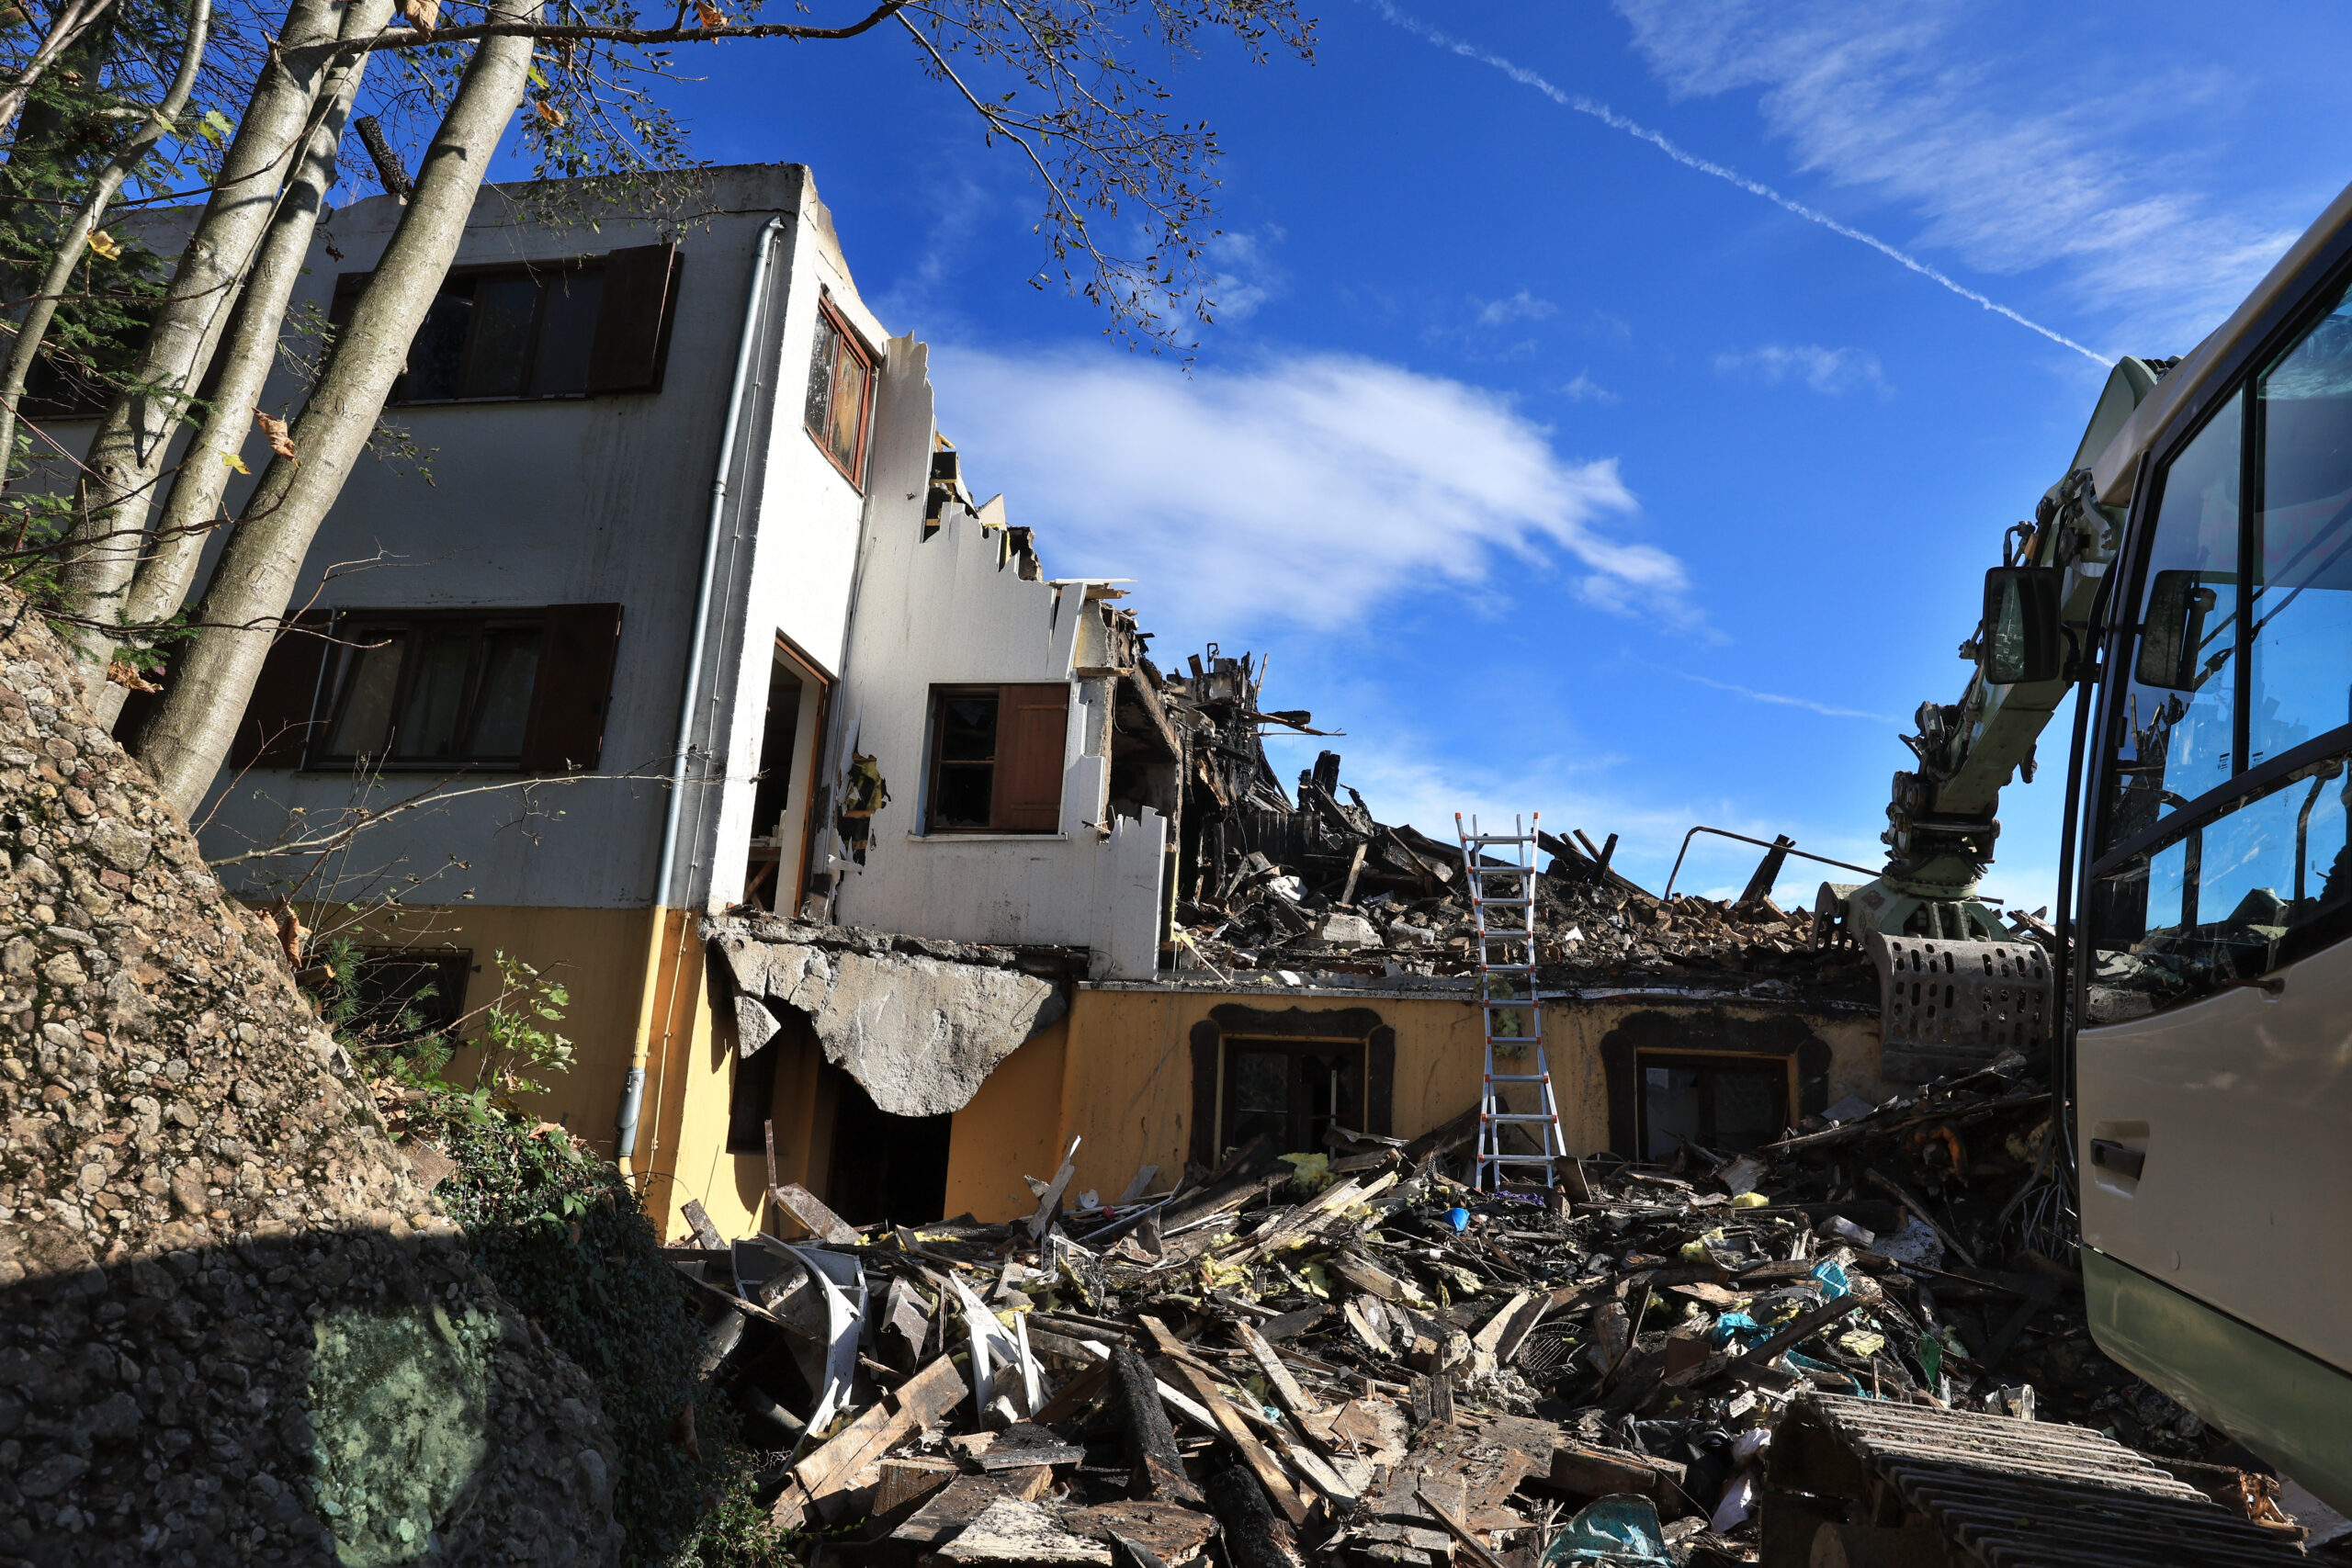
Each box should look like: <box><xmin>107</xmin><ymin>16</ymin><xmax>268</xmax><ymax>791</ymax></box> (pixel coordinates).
<box><xmin>1637</xmin><ymin>1053</ymin><xmax>1789</xmax><ymax>1160</ymax></box>
<box><xmin>823</xmin><ymin>1073</ymin><xmax>952</xmax><ymax>1227</ymax></box>
<box><xmin>744</xmin><ymin>635</ymin><xmax>831</xmax><ymax>913</ymax></box>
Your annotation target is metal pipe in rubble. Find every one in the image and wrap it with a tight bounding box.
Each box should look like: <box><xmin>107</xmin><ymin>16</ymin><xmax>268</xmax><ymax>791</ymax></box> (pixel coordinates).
<box><xmin>1660</xmin><ymin>824</ymin><xmax>1880</xmax><ymax>901</ymax></box>
<box><xmin>617</xmin><ymin>213</ymin><xmax>786</xmax><ymax>1178</ymax></box>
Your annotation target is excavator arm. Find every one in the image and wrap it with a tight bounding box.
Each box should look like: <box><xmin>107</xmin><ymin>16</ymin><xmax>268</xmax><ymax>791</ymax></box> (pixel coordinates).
<box><xmin>1819</xmin><ymin>355</ymin><xmax>2173</xmax><ymax>1075</ymax></box>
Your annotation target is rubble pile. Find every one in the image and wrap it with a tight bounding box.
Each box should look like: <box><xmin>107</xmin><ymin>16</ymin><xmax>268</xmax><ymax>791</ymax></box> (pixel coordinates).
<box><xmin>679</xmin><ymin>1054</ymin><xmax>2298</xmax><ymax>1567</ymax></box>
<box><xmin>1159</xmin><ymin>725</ymin><xmax>1869</xmax><ymax>998</ymax></box>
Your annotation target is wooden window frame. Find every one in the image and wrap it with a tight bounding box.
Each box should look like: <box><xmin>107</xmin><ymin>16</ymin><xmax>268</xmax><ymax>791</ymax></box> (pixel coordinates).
<box><xmin>310</xmin><ymin>608</ymin><xmax>548</xmax><ymax>771</ymax></box>
<box><xmin>803</xmin><ymin>294</ymin><xmax>877</xmax><ymax>490</ymax></box>
<box><xmin>922</xmin><ymin>682</ymin><xmax>1069</xmax><ymax>835</ymax></box>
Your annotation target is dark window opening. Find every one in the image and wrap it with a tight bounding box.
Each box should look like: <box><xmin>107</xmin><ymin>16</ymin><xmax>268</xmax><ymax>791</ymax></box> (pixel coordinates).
<box><xmin>924</xmin><ymin>682</ymin><xmax>1069</xmax><ymax>834</ymax></box>
<box><xmin>727</xmin><ymin>1043</ymin><xmax>781</xmax><ymax>1155</ymax></box>
<box><xmin>1219</xmin><ymin>1040</ymin><xmax>1364</xmax><ymax>1161</ymax></box>
<box><xmin>344</xmin><ymin>948</ymin><xmax>471</xmax><ymax>1050</ymax></box>
<box><xmin>823</xmin><ymin>1074</ymin><xmax>950</xmax><ymax>1227</ymax></box>
<box><xmin>381</xmin><ymin>266</ymin><xmax>604</xmax><ymax>403</ymax></box>
<box><xmin>1638</xmin><ymin>1055</ymin><xmax>1788</xmax><ymax>1159</ymax></box>
<box><xmin>804</xmin><ymin>299</ymin><xmax>875</xmax><ymax>485</ymax></box>
<box><xmin>333</xmin><ymin>242</ymin><xmax>678</xmax><ymax>407</ymax></box>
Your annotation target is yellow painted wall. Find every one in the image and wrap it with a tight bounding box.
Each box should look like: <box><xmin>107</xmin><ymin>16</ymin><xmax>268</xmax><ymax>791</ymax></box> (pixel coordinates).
<box><xmin>297</xmin><ymin>901</ymin><xmax>657</xmax><ymax>1156</ymax></box>
<box><xmin>936</xmin><ymin>986</ymin><xmax>1894</xmax><ymax>1224</ymax></box>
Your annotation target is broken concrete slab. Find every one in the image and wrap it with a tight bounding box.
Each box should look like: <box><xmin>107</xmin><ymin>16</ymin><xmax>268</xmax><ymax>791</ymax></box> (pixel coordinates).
<box><xmin>707</xmin><ymin>923</ymin><xmax>1068</xmax><ymax>1116</ymax></box>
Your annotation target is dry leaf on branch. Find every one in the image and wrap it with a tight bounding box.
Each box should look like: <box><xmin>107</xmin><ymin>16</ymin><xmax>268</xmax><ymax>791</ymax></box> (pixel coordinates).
<box><xmin>104</xmin><ymin>660</ymin><xmax>161</xmax><ymax>693</ymax></box>
<box><xmin>254</xmin><ymin>409</ymin><xmax>297</xmax><ymax>462</ymax></box>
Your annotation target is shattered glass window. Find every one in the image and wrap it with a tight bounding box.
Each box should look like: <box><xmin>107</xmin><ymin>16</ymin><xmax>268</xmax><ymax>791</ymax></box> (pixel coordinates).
<box><xmin>803</xmin><ymin>304</ymin><xmax>874</xmax><ymax>483</ymax></box>
<box><xmin>1219</xmin><ymin>1042</ymin><xmax>1364</xmax><ymax>1158</ymax></box>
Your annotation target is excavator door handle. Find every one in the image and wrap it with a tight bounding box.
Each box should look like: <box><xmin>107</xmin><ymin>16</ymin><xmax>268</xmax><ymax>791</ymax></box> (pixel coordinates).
<box><xmin>2091</xmin><ymin>1139</ymin><xmax>2145</xmax><ymax>1180</ymax></box>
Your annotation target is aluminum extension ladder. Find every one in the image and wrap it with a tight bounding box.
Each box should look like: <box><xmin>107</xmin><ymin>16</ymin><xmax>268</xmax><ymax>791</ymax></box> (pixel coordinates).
<box><xmin>1456</xmin><ymin>813</ymin><xmax>1568</xmax><ymax>1192</ymax></box>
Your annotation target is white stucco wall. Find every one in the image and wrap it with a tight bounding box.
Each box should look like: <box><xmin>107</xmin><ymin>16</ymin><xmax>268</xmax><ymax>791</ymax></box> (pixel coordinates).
<box><xmin>168</xmin><ymin>165</ymin><xmax>875</xmax><ymax>912</ymax></box>
<box><xmin>824</xmin><ymin>339</ymin><xmax>1168</xmax><ymax>978</ymax></box>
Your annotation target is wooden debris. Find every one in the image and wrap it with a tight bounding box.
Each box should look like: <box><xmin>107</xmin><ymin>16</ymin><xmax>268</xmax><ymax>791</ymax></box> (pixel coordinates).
<box><xmin>770</xmin><ymin>1180</ymin><xmax>859</xmax><ymax>1244</ymax></box>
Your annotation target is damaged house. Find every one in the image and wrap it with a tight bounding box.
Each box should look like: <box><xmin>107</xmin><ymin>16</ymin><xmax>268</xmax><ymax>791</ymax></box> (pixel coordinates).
<box><xmin>47</xmin><ymin>162</ymin><xmax>1943</xmax><ymax>1245</ymax></box>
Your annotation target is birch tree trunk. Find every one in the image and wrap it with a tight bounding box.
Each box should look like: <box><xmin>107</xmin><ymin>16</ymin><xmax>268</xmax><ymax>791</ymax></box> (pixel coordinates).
<box><xmin>54</xmin><ymin>0</ymin><xmax>342</xmax><ymax>687</ymax></box>
<box><xmin>106</xmin><ymin>0</ymin><xmax>394</xmax><ymax>705</ymax></box>
<box><xmin>137</xmin><ymin>0</ymin><xmax>543</xmax><ymax>814</ymax></box>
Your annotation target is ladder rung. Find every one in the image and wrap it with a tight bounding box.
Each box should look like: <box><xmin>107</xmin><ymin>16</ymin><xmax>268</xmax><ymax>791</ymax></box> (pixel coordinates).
<box><xmin>1487</xmin><ymin>1074</ymin><xmax>1549</xmax><ymax>1083</ymax></box>
<box><xmin>1485</xmin><ymin>1114</ymin><xmax>1558</xmax><ymax>1123</ymax></box>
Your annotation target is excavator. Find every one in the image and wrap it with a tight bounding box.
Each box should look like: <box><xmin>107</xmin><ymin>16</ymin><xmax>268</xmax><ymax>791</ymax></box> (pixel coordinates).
<box><xmin>1792</xmin><ymin>175</ymin><xmax>2352</xmax><ymax>1558</ymax></box>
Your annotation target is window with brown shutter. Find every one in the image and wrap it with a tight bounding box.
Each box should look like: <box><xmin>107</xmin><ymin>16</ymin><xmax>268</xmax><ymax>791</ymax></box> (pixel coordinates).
<box><xmin>231</xmin><ymin>604</ymin><xmax>622</xmax><ymax>773</ymax></box>
<box><xmin>923</xmin><ymin>682</ymin><xmax>1069</xmax><ymax>834</ymax></box>
<box><xmin>227</xmin><ymin>612</ymin><xmax>334</xmax><ymax>769</ymax></box>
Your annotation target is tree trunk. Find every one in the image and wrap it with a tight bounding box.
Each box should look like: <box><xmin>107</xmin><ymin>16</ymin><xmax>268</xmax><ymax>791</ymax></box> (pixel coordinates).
<box><xmin>137</xmin><ymin>0</ymin><xmax>543</xmax><ymax>815</ymax></box>
<box><xmin>108</xmin><ymin>0</ymin><xmax>392</xmax><ymax>687</ymax></box>
<box><xmin>0</xmin><ymin>0</ymin><xmax>213</xmax><ymax>508</ymax></box>
<box><xmin>53</xmin><ymin>0</ymin><xmax>342</xmax><ymax>687</ymax></box>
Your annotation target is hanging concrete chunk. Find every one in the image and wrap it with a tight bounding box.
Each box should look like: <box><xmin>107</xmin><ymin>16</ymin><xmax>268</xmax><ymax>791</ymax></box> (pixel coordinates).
<box><xmin>708</xmin><ymin>922</ymin><xmax>1067</xmax><ymax>1116</ymax></box>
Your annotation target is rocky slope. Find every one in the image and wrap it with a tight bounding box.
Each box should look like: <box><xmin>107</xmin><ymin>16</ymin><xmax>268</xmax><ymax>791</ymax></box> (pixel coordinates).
<box><xmin>0</xmin><ymin>596</ymin><xmax>620</xmax><ymax>1566</ymax></box>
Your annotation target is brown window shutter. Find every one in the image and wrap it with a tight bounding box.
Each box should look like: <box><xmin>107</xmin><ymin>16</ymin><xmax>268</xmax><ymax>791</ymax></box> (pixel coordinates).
<box><xmin>521</xmin><ymin>604</ymin><xmax>623</xmax><ymax>771</ymax></box>
<box><xmin>228</xmin><ymin>611</ymin><xmax>334</xmax><ymax>769</ymax></box>
<box><xmin>990</xmin><ymin>682</ymin><xmax>1069</xmax><ymax>831</ymax></box>
<box><xmin>585</xmin><ymin>243</ymin><xmax>682</xmax><ymax>395</ymax></box>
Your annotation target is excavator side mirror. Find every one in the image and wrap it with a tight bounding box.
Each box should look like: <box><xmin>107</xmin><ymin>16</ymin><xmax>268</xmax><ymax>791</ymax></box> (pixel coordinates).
<box><xmin>2135</xmin><ymin>570</ymin><xmax>2224</xmax><ymax>691</ymax></box>
<box><xmin>1981</xmin><ymin>567</ymin><xmax>2064</xmax><ymax>684</ymax></box>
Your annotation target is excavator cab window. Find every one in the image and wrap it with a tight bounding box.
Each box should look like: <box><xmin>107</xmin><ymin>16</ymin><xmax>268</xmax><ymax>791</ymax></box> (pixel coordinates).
<box><xmin>2088</xmin><ymin>273</ymin><xmax>2352</xmax><ymax>1020</ymax></box>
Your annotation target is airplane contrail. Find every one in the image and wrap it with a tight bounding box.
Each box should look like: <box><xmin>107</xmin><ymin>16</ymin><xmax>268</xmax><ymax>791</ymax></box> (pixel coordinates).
<box><xmin>1369</xmin><ymin>1</ymin><xmax>2110</xmax><ymax>366</ymax></box>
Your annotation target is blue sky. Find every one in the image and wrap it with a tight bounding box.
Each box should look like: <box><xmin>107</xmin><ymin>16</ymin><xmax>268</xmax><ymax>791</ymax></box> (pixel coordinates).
<box><xmin>628</xmin><ymin>1</ymin><xmax>2352</xmax><ymax>907</ymax></box>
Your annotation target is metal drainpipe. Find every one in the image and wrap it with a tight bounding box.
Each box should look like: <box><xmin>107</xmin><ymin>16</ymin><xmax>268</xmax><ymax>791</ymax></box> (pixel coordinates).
<box><xmin>616</xmin><ymin>213</ymin><xmax>786</xmax><ymax>1177</ymax></box>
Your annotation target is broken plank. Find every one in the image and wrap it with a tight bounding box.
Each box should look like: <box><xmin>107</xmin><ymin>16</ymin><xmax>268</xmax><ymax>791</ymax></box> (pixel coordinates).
<box><xmin>1118</xmin><ymin>1163</ymin><xmax>1161</xmax><ymax>1204</ymax></box>
<box><xmin>1059</xmin><ymin>1501</ymin><xmax>1219</xmax><ymax>1567</ymax></box>
<box><xmin>1541</xmin><ymin>1438</ymin><xmax>1686</xmax><ymax>1501</ymax></box>
<box><xmin>770</xmin><ymin>1181</ymin><xmax>858</xmax><ymax>1245</ymax></box>
<box><xmin>887</xmin><ymin>1472</ymin><xmax>1058</xmax><ymax>1562</ymax></box>
<box><xmin>1235</xmin><ymin>1319</ymin><xmax>1321</xmax><ymax>1417</ymax></box>
<box><xmin>1027</xmin><ymin>1136</ymin><xmax>1083</xmax><ymax>1238</ymax></box>
<box><xmin>1141</xmin><ymin>1316</ymin><xmax>1310</xmax><ymax>1526</ymax></box>
<box><xmin>775</xmin><ymin>1351</ymin><xmax>967</xmax><ymax>1526</ymax></box>
<box><xmin>940</xmin><ymin>1497</ymin><xmax>1114</xmax><ymax>1564</ymax></box>
<box><xmin>876</xmin><ymin>1455</ymin><xmax>959</xmax><ymax>1515</ymax></box>
<box><xmin>1417</xmin><ymin>1483</ymin><xmax>1510</xmax><ymax>1568</ymax></box>
<box><xmin>679</xmin><ymin>1199</ymin><xmax>727</xmax><ymax>1252</ymax></box>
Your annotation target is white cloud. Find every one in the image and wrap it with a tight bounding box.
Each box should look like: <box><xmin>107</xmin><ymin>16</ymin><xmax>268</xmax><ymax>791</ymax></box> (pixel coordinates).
<box><xmin>1474</xmin><ymin>288</ymin><xmax>1558</xmax><ymax>328</ymax></box>
<box><xmin>935</xmin><ymin>346</ymin><xmax>1694</xmax><ymax>635</ymax></box>
<box><xmin>1713</xmin><ymin>343</ymin><xmax>1888</xmax><ymax>397</ymax></box>
<box><xmin>1204</xmin><ymin>229</ymin><xmax>1284</xmax><ymax>322</ymax></box>
<box><xmin>1672</xmin><ymin>670</ymin><xmax>1894</xmax><ymax>722</ymax></box>
<box><xmin>1562</xmin><ymin>371</ymin><xmax>1620</xmax><ymax>405</ymax></box>
<box><xmin>1612</xmin><ymin>0</ymin><xmax>2299</xmax><ymax>344</ymax></box>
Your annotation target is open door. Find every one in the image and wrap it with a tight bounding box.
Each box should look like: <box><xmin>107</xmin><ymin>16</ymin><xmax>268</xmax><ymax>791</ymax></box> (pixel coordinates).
<box><xmin>744</xmin><ymin>634</ymin><xmax>832</xmax><ymax>915</ymax></box>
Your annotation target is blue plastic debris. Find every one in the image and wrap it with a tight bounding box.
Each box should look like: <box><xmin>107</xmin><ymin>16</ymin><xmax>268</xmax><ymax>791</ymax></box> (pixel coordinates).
<box><xmin>1446</xmin><ymin>1206</ymin><xmax>1470</xmax><ymax>1234</ymax></box>
<box><xmin>1811</xmin><ymin>1259</ymin><xmax>1851</xmax><ymax>1300</ymax></box>
<box><xmin>1785</xmin><ymin>1349</ymin><xmax>1863</xmax><ymax>1395</ymax></box>
<box><xmin>1542</xmin><ymin>1494</ymin><xmax>1671</xmax><ymax>1566</ymax></box>
<box><xmin>1710</xmin><ymin>1311</ymin><xmax>1758</xmax><ymax>1348</ymax></box>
